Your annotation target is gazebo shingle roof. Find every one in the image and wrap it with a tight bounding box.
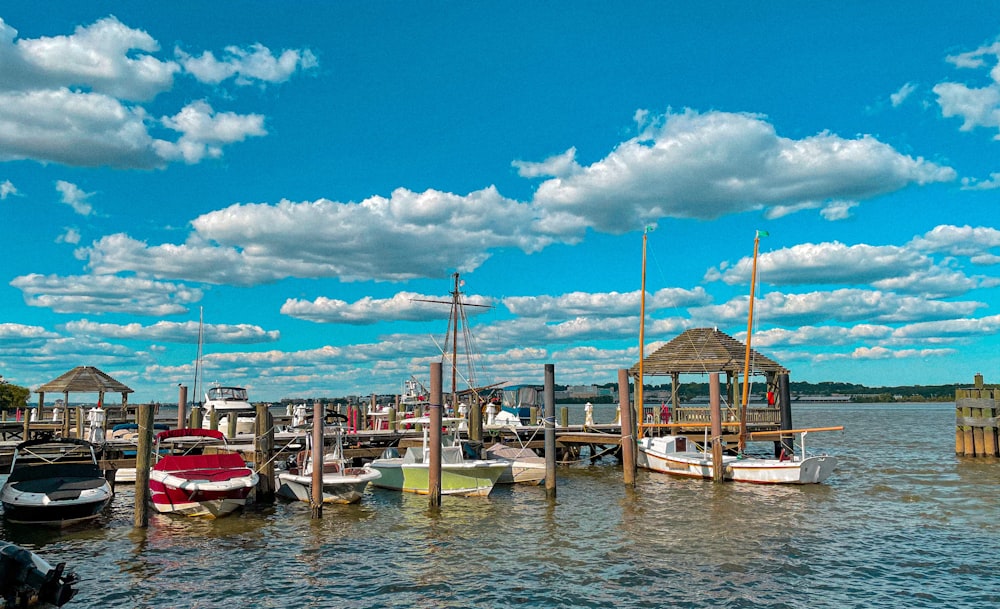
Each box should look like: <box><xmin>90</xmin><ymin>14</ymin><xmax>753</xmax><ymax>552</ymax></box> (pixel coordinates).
<box><xmin>35</xmin><ymin>365</ymin><xmax>134</xmax><ymax>395</ymax></box>
<box><xmin>630</xmin><ymin>327</ymin><xmax>788</xmax><ymax>377</ymax></box>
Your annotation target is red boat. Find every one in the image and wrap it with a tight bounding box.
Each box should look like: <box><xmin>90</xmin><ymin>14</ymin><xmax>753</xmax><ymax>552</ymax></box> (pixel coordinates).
<box><xmin>149</xmin><ymin>428</ymin><xmax>258</xmax><ymax>518</ymax></box>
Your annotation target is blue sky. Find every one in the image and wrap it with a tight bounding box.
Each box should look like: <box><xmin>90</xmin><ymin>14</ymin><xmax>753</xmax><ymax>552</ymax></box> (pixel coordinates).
<box><xmin>1</xmin><ymin>2</ymin><xmax>999</xmax><ymax>403</ymax></box>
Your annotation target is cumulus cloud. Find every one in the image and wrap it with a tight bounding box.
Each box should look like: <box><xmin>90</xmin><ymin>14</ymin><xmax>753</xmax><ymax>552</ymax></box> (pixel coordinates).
<box><xmin>503</xmin><ymin>287</ymin><xmax>709</xmax><ymax>319</ymax></box>
<box><xmin>909</xmin><ymin>224</ymin><xmax>1000</xmax><ymax>264</ymax></box>
<box><xmin>693</xmin><ymin>288</ymin><xmax>984</xmax><ymax>327</ymax></box>
<box><xmin>0</xmin><ymin>16</ymin><xmax>310</xmax><ymax>168</ymax></box>
<box><xmin>62</xmin><ymin>319</ymin><xmax>280</xmax><ymax>344</ymax></box>
<box><xmin>0</xmin><ymin>179</ymin><xmax>18</xmax><ymax>199</ymax></box>
<box><xmin>81</xmin><ymin>187</ymin><xmax>548</xmax><ymax>284</ymax></box>
<box><xmin>934</xmin><ymin>38</ymin><xmax>1000</xmax><ymax>136</ymax></box>
<box><xmin>281</xmin><ymin>291</ymin><xmax>495</xmax><ymax>324</ymax></box>
<box><xmin>56</xmin><ymin>227</ymin><xmax>81</xmax><ymax>244</ymax></box>
<box><xmin>176</xmin><ymin>43</ymin><xmax>317</xmax><ymax>85</ymax></box>
<box><xmin>10</xmin><ymin>273</ymin><xmax>203</xmax><ymax>316</ymax></box>
<box><xmin>55</xmin><ymin>180</ymin><xmax>94</xmax><ymax>216</ymax></box>
<box><xmin>706</xmin><ymin>240</ymin><xmax>985</xmax><ymax>297</ymax></box>
<box><xmin>961</xmin><ymin>172</ymin><xmax>1000</xmax><ymax>190</ymax></box>
<box><xmin>891</xmin><ymin>82</ymin><xmax>918</xmax><ymax>107</ymax></box>
<box><xmin>154</xmin><ymin>100</ymin><xmax>266</xmax><ymax>163</ymax></box>
<box><xmin>526</xmin><ymin>109</ymin><xmax>955</xmax><ymax>234</ymax></box>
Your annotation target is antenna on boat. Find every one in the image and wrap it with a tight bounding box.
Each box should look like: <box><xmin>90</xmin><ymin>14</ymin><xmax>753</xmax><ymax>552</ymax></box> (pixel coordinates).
<box><xmin>738</xmin><ymin>230</ymin><xmax>767</xmax><ymax>453</ymax></box>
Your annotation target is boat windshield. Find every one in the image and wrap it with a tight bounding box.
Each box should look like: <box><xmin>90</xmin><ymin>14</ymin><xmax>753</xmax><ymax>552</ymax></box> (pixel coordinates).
<box><xmin>208</xmin><ymin>387</ymin><xmax>248</xmax><ymax>401</ymax></box>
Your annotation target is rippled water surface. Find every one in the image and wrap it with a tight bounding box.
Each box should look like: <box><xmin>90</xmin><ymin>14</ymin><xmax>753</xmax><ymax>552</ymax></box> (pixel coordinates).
<box><xmin>4</xmin><ymin>403</ymin><xmax>998</xmax><ymax>608</ymax></box>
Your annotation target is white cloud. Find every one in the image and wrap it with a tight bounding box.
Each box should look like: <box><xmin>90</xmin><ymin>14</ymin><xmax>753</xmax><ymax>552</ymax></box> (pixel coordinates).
<box><xmin>707</xmin><ymin>240</ymin><xmax>986</xmax><ymax>297</ymax></box>
<box><xmin>961</xmin><ymin>172</ymin><xmax>1000</xmax><ymax>190</ymax></box>
<box><xmin>512</xmin><ymin>147</ymin><xmax>580</xmax><ymax>179</ymax></box>
<box><xmin>527</xmin><ymin>109</ymin><xmax>955</xmax><ymax>233</ymax></box>
<box><xmin>62</xmin><ymin>319</ymin><xmax>280</xmax><ymax>344</ymax></box>
<box><xmin>813</xmin><ymin>346</ymin><xmax>956</xmax><ymax>363</ymax></box>
<box><xmin>154</xmin><ymin>100</ymin><xmax>266</xmax><ymax>163</ymax></box>
<box><xmin>0</xmin><ymin>16</ymin><xmax>178</xmax><ymax>101</ymax></box>
<box><xmin>9</xmin><ymin>273</ymin><xmax>203</xmax><ymax>316</ymax></box>
<box><xmin>934</xmin><ymin>38</ymin><xmax>1000</xmax><ymax>136</ymax></box>
<box><xmin>909</xmin><ymin>224</ymin><xmax>1000</xmax><ymax>264</ymax></box>
<box><xmin>55</xmin><ymin>180</ymin><xmax>94</xmax><ymax>216</ymax></box>
<box><xmin>176</xmin><ymin>43</ymin><xmax>317</xmax><ymax>85</ymax></box>
<box><xmin>503</xmin><ymin>287</ymin><xmax>709</xmax><ymax>319</ymax></box>
<box><xmin>0</xmin><ymin>17</ymin><xmax>310</xmax><ymax>168</ymax></box>
<box><xmin>692</xmin><ymin>288</ymin><xmax>984</xmax><ymax>326</ymax></box>
<box><xmin>0</xmin><ymin>179</ymin><xmax>18</xmax><ymax>199</ymax></box>
<box><xmin>281</xmin><ymin>291</ymin><xmax>494</xmax><ymax>325</ymax></box>
<box><xmin>56</xmin><ymin>227</ymin><xmax>81</xmax><ymax>244</ymax></box>
<box><xmin>82</xmin><ymin>188</ymin><xmax>548</xmax><ymax>284</ymax></box>
<box><xmin>819</xmin><ymin>200</ymin><xmax>858</xmax><ymax>221</ymax></box>
<box><xmin>890</xmin><ymin>82</ymin><xmax>918</xmax><ymax>107</ymax></box>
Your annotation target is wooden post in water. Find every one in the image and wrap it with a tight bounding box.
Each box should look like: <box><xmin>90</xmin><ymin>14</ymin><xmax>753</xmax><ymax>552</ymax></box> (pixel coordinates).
<box><xmin>560</xmin><ymin>406</ymin><xmax>568</xmax><ymax>428</ymax></box>
<box><xmin>209</xmin><ymin>407</ymin><xmax>219</xmax><ymax>432</ymax></box>
<box><xmin>955</xmin><ymin>374</ymin><xmax>999</xmax><ymax>457</ymax></box>
<box><xmin>777</xmin><ymin>373</ymin><xmax>794</xmax><ymax>459</ymax></box>
<box><xmin>544</xmin><ymin>364</ymin><xmax>557</xmax><ymax>498</ymax></box>
<box><xmin>133</xmin><ymin>403</ymin><xmax>154</xmax><ymax>528</ymax></box>
<box><xmin>177</xmin><ymin>385</ymin><xmax>188</xmax><ymax>430</ymax></box>
<box><xmin>618</xmin><ymin>368</ymin><xmax>635</xmax><ymax>487</ymax></box>
<box><xmin>255</xmin><ymin>403</ymin><xmax>275</xmax><ymax>503</ymax></box>
<box><xmin>310</xmin><ymin>401</ymin><xmax>324</xmax><ymax>519</ymax></box>
<box><xmin>710</xmin><ymin>373</ymin><xmax>724</xmax><ymax>483</ymax></box>
<box><xmin>227</xmin><ymin>408</ymin><xmax>238</xmax><ymax>439</ymax></box>
<box><xmin>429</xmin><ymin>362</ymin><xmax>443</xmax><ymax>509</ymax></box>
<box><xmin>388</xmin><ymin>407</ymin><xmax>397</xmax><ymax>433</ymax></box>
<box><xmin>75</xmin><ymin>406</ymin><xmax>84</xmax><ymax>439</ymax></box>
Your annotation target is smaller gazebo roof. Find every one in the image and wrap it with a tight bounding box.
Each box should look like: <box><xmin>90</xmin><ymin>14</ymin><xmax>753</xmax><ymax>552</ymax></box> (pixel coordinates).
<box><xmin>630</xmin><ymin>327</ymin><xmax>788</xmax><ymax>377</ymax></box>
<box><xmin>36</xmin><ymin>366</ymin><xmax>133</xmax><ymax>396</ymax></box>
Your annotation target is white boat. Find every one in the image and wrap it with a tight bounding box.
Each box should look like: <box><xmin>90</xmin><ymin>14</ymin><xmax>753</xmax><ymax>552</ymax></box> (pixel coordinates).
<box><xmin>1</xmin><ymin>438</ymin><xmax>113</xmax><ymax>527</ymax></box>
<box><xmin>634</xmin><ymin>230</ymin><xmax>840</xmax><ymax>485</ymax></box>
<box><xmin>636</xmin><ymin>433</ymin><xmax>837</xmax><ymax>484</ymax></box>
<box><xmin>201</xmin><ymin>384</ymin><xmax>256</xmax><ymax>435</ymax></box>
<box><xmin>149</xmin><ymin>428</ymin><xmax>258</xmax><ymax>518</ymax></box>
<box><xmin>370</xmin><ymin>417</ymin><xmax>507</xmax><ymax>496</ymax></box>
<box><xmin>276</xmin><ymin>424</ymin><xmax>381</xmax><ymax>504</ymax></box>
<box><xmin>484</xmin><ymin>442</ymin><xmax>546</xmax><ymax>485</ymax></box>
<box><xmin>107</xmin><ymin>422</ymin><xmax>170</xmax><ymax>483</ymax></box>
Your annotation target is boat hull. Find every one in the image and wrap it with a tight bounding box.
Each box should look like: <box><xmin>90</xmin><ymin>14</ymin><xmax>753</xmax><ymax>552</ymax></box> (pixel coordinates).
<box><xmin>637</xmin><ymin>436</ymin><xmax>836</xmax><ymax>484</ymax></box>
<box><xmin>369</xmin><ymin>460</ymin><xmax>507</xmax><ymax>497</ymax></box>
<box><xmin>1</xmin><ymin>478</ymin><xmax>112</xmax><ymax>527</ymax></box>
<box><xmin>149</xmin><ymin>452</ymin><xmax>258</xmax><ymax>518</ymax></box>
<box><xmin>276</xmin><ymin>467</ymin><xmax>381</xmax><ymax>504</ymax></box>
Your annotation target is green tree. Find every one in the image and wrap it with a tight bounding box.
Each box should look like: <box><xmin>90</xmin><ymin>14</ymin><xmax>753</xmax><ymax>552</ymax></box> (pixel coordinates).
<box><xmin>0</xmin><ymin>380</ymin><xmax>31</xmax><ymax>412</ymax></box>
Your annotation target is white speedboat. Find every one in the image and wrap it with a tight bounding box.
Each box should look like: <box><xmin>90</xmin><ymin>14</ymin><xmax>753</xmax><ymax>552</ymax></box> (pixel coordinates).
<box><xmin>277</xmin><ymin>425</ymin><xmax>380</xmax><ymax>504</ymax></box>
<box><xmin>1</xmin><ymin>438</ymin><xmax>113</xmax><ymax>527</ymax></box>
<box><xmin>370</xmin><ymin>417</ymin><xmax>507</xmax><ymax>496</ymax></box>
<box><xmin>149</xmin><ymin>428</ymin><xmax>258</xmax><ymax>518</ymax></box>
<box><xmin>484</xmin><ymin>442</ymin><xmax>546</xmax><ymax>485</ymax></box>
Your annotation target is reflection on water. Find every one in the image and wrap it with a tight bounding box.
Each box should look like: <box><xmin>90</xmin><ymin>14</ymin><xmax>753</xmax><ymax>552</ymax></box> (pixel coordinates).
<box><xmin>2</xmin><ymin>403</ymin><xmax>998</xmax><ymax>608</ymax></box>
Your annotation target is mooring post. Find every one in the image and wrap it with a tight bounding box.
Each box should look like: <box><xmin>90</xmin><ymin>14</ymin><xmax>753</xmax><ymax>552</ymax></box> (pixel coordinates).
<box><xmin>777</xmin><ymin>373</ymin><xmax>794</xmax><ymax>459</ymax></box>
<box><xmin>310</xmin><ymin>401</ymin><xmax>324</xmax><ymax>519</ymax></box>
<box><xmin>177</xmin><ymin>385</ymin><xmax>188</xmax><ymax>430</ymax></box>
<box><xmin>428</xmin><ymin>362</ymin><xmax>443</xmax><ymax>508</ymax></box>
<box><xmin>133</xmin><ymin>403</ymin><xmax>154</xmax><ymax>528</ymax></box>
<box><xmin>75</xmin><ymin>406</ymin><xmax>84</xmax><ymax>440</ymax></box>
<box><xmin>560</xmin><ymin>406</ymin><xmax>568</xmax><ymax>428</ymax></box>
<box><xmin>710</xmin><ymin>372</ymin><xmax>724</xmax><ymax>483</ymax></box>
<box><xmin>618</xmin><ymin>368</ymin><xmax>635</xmax><ymax>486</ymax></box>
<box><xmin>227</xmin><ymin>409</ymin><xmax>238</xmax><ymax>439</ymax></box>
<box><xmin>255</xmin><ymin>402</ymin><xmax>275</xmax><ymax>503</ymax></box>
<box><xmin>544</xmin><ymin>363</ymin><xmax>557</xmax><ymax>498</ymax></box>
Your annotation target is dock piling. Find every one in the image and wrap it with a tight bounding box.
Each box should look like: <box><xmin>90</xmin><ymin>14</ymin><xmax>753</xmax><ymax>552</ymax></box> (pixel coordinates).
<box><xmin>133</xmin><ymin>403</ymin><xmax>153</xmax><ymax>528</ymax></box>
<box><xmin>544</xmin><ymin>364</ymin><xmax>557</xmax><ymax>498</ymax></box>
<box><xmin>429</xmin><ymin>362</ymin><xmax>443</xmax><ymax>509</ymax></box>
<box><xmin>618</xmin><ymin>368</ymin><xmax>635</xmax><ymax>487</ymax></box>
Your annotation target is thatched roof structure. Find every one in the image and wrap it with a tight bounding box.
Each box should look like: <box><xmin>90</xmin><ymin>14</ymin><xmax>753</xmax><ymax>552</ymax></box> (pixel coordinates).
<box><xmin>35</xmin><ymin>365</ymin><xmax>133</xmax><ymax>406</ymax></box>
<box><xmin>630</xmin><ymin>327</ymin><xmax>788</xmax><ymax>378</ymax></box>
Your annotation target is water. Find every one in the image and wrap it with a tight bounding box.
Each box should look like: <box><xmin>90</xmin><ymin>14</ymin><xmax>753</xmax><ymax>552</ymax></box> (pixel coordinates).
<box><xmin>4</xmin><ymin>403</ymin><xmax>998</xmax><ymax>608</ymax></box>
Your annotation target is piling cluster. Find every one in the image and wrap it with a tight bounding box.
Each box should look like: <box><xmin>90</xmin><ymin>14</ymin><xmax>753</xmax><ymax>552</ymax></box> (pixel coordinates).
<box><xmin>955</xmin><ymin>374</ymin><xmax>1000</xmax><ymax>457</ymax></box>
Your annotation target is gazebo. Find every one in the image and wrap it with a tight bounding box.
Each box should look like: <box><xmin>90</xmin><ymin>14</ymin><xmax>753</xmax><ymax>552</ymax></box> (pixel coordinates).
<box><xmin>35</xmin><ymin>365</ymin><xmax>134</xmax><ymax>411</ymax></box>
<box><xmin>630</xmin><ymin>327</ymin><xmax>789</xmax><ymax>412</ymax></box>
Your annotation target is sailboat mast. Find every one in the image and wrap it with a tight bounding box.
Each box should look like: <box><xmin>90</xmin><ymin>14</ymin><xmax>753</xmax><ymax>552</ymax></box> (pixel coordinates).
<box><xmin>738</xmin><ymin>231</ymin><xmax>763</xmax><ymax>452</ymax></box>
<box><xmin>450</xmin><ymin>272</ymin><xmax>460</xmax><ymax>412</ymax></box>
<box><xmin>637</xmin><ymin>228</ymin><xmax>649</xmax><ymax>439</ymax></box>
<box><xmin>193</xmin><ymin>306</ymin><xmax>204</xmax><ymax>406</ymax></box>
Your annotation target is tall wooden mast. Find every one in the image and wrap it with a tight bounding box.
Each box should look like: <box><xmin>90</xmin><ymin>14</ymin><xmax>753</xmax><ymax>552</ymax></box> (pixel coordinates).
<box><xmin>738</xmin><ymin>230</ymin><xmax>765</xmax><ymax>452</ymax></box>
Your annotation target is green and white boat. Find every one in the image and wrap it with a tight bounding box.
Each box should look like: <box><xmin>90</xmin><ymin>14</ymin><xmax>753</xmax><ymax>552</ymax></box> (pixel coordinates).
<box><xmin>370</xmin><ymin>417</ymin><xmax>507</xmax><ymax>497</ymax></box>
